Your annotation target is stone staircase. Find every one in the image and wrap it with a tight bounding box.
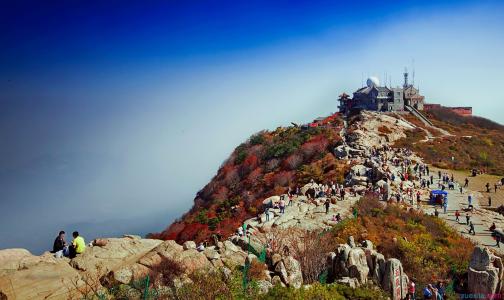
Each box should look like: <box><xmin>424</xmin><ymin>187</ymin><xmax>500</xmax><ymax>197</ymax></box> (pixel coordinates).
<box><xmin>404</xmin><ymin>104</ymin><xmax>433</xmax><ymax>127</ymax></box>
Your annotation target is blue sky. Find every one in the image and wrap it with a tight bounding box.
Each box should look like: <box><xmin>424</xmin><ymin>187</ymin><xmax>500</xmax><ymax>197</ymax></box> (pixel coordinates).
<box><xmin>1</xmin><ymin>0</ymin><xmax>503</xmax><ymax>253</ymax></box>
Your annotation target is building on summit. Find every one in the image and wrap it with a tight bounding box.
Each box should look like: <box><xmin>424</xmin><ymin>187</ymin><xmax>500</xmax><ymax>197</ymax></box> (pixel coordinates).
<box><xmin>338</xmin><ymin>70</ymin><xmax>424</xmax><ymax>114</ymax></box>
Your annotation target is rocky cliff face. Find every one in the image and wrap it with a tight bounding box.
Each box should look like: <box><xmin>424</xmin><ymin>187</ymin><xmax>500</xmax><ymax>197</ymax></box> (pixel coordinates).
<box><xmin>0</xmin><ymin>235</ymin><xmax>251</xmax><ymax>299</ymax></box>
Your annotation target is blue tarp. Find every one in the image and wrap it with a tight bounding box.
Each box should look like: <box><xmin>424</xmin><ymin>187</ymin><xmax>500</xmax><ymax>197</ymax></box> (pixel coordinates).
<box><xmin>430</xmin><ymin>190</ymin><xmax>448</xmax><ymax>204</ymax></box>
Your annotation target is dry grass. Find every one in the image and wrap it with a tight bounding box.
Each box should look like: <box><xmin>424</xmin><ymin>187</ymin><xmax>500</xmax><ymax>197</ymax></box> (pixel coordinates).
<box><xmin>394</xmin><ymin>109</ymin><xmax>504</xmax><ymax>175</ymax></box>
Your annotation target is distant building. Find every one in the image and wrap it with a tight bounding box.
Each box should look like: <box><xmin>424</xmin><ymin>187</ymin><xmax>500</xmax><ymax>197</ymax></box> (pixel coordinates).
<box><xmin>338</xmin><ymin>70</ymin><xmax>425</xmax><ymax>114</ymax></box>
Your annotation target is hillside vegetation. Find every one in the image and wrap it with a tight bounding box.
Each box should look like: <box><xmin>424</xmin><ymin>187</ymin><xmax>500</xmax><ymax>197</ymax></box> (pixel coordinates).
<box><xmin>330</xmin><ymin>195</ymin><xmax>473</xmax><ymax>292</ymax></box>
<box><xmin>395</xmin><ymin>107</ymin><xmax>504</xmax><ymax>175</ymax></box>
<box><xmin>151</xmin><ymin>114</ymin><xmax>348</xmax><ymax>243</ymax></box>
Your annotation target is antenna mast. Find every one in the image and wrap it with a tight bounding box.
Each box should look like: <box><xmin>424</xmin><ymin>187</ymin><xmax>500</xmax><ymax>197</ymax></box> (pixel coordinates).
<box><xmin>412</xmin><ymin>58</ymin><xmax>415</xmax><ymax>86</ymax></box>
<box><xmin>403</xmin><ymin>67</ymin><xmax>408</xmax><ymax>88</ymax></box>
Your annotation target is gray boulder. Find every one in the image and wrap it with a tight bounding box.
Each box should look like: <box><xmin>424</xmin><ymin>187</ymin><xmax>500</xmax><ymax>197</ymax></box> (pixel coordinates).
<box><xmin>283</xmin><ymin>256</ymin><xmax>303</xmax><ymax>288</ymax></box>
<box><xmin>336</xmin><ymin>277</ymin><xmax>360</xmax><ymax>288</ymax></box>
<box><xmin>468</xmin><ymin>246</ymin><xmax>503</xmax><ymax>296</ymax></box>
<box><xmin>182</xmin><ymin>241</ymin><xmax>196</xmax><ymax>250</ymax></box>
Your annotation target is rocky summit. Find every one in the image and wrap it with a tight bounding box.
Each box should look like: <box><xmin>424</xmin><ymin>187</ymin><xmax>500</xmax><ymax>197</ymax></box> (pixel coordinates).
<box><xmin>2</xmin><ymin>109</ymin><xmax>504</xmax><ymax>299</ymax></box>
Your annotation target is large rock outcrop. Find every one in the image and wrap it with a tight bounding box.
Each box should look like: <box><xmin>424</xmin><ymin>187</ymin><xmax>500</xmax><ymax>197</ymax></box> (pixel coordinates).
<box><xmin>327</xmin><ymin>236</ymin><xmax>409</xmax><ymax>300</ymax></box>
<box><xmin>0</xmin><ymin>235</ymin><xmax>256</xmax><ymax>299</ymax></box>
<box><xmin>468</xmin><ymin>246</ymin><xmax>504</xmax><ymax>297</ymax></box>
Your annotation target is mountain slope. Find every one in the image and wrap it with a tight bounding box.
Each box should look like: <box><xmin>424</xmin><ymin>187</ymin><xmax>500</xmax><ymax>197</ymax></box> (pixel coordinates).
<box><xmin>150</xmin><ymin>113</ymin><xmax>349</xmax><ymax>242</ymax></box>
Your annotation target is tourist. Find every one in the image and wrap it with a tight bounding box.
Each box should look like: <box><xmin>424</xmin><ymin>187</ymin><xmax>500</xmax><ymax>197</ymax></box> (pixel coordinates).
<box><xmin>495</xmin><ymin>231</ymin><xmax>502</xmax><ymax>248</ymax></box>
<box><xmin>288</xmin><ymin>194</ymin><xmax>293</xmax><ymax>206</ymax></box>
<box><xmin>196</xmin><ymin>242</ymin><xmax>205</xmax><ymax>252</ymax></box>
<box><xmin>434</xmin><ymin>208</ymin><xmax>439</xmax><ymax>217</ymax></box>
<box><xmin>466</xmin><ymin>213</ymin><xmax>471</xmax><ymax>225</ymax></box>
<box><xmin>52</xmin><ymin>231</ymin><xmax>69</xmax><ymax>258</ymax></box>
<box><xmin>455</xmin><ymin>210</ymin><xmax>460</xmax><ymax>222</ymax></box>
<box><xmin>438</xmin><ymin>170</ymin><xmax>441</xmax><ymax>180</ymax></box>
<box><xmin>265</xmin><ymin>206</ymin><xmax>270</xmax><ymax>222</ymax></box>
<box><xmin>69</xmin><ymin>231</ymin><xmax>85</xmax><ymax>259</ymax></box>
<box><xmin>459</xmin><ymin>186</ymin><xmax>463</xmax><ymax>194</ymax></box>
<box><xmin>486</xmin><ymin>182</ymin><xmax>491</xmax><ymax>193</ymax></box>
<box><xmin>468</xmin><ymin>194</ymin><xmax>473</xmax><ymax>207</ymax></box>
<box><xmin>443</xmin><ymin>200</ymin><xmax>448</xmax><ymax>214</ymax></box>
<box><xmin>489</xmin><ymin>196</ymin><xmax>492</xmax><ymax>207</ymax></box>
<box><xmin>468</xmin><ymin>221</ymin><xmax>476</xmax><ymax>235</ymax></box>
<box><xmin>489</xmin><ymin>222</ymin><xmax>496</xmax><ymax>232</ymax></box>
<box><xmin>406</xmin><ymin>280</ymin><xmax>416</xmax><ymax>299</ymax></box>
<box><xmin>279</xmin><ymin>197</ymin><xmax>286</xmax><ymax>214</ymax></box>
<box><xmin>423</xmin><ymin>284</ymin><xmax>433</xmax><ymax>300</ymax></box>
<box><xmin>340</xmin><ymin>189</ymin><xmax>345</xmax><ymax>201</ymax></box>
<box><xmin>324</xmin><ymin>199</ymin><xmax>330</xmax><ymax>214</ymax></box>
<box><xmin>436</xmin><ymin>282</ymin><xmax>445</xmax><ymax>300</ymax></box>
<box><xmin>336</xmin><ymin>213</ymin><xmax>341</xmax><ymax>222</ymax></box>
<box><xmin>237</xmin><ymin>226</ymin><xmax>244</xmax><ymax>237</ymax></box>
<box><xmin>495</xmin><ymin>183</ymin><xmax>499</xmax><ymax>193</ymax></box>
<box><xmin>464</xmin><ymin>178</ymin><xmax>469</xmax><ymax>188</ymax></box>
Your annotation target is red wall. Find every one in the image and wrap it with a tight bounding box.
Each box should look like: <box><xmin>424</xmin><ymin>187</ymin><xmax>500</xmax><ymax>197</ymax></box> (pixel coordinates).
<box><xmin>424</xmin><ymin>103</ymin><xmax>472</xmax><ymax>116</ymax></box>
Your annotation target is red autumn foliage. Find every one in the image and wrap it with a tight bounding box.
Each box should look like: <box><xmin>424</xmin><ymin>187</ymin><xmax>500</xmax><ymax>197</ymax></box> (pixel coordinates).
<box><xmin>240</xmin><ymin>154</ymin><xmax>259</xmax><ymax>175</ymax></box>
<box><xmin>246</xmin><ymin>167</ymin><xmax>263</xmax><ymax>186</ymax></box>
<box><xmin>178</xmin><ymin>223</ymin><xmax>210</xmax><ymax>243</ymax></box>
<box><xmin>222</xmin><ymin>166</ymin><xmax>240</xmax><ymax>187</ymax></box>
<box><xmin>273</xmin><ymin>170</ymin><xmax>295</xmax><ymax>187</ymax></box>
<box><xmin>300</xmin><ymin>135</ymin><xmax>329</xmax><ymax>159</ymax></box>
<box><xmin>263</xmin><ymin>172</ymin><xmax>276</xmax><ymax>188</ymax></box>
<box><xmin>212</xmin><ymin>186</ymin><xmax>229</xmax><ymax>201</ymax></box>
<box><xmin>283</xmin><ymin>153</ymin><xmax>303</xmax><ymax>170</ymax></box>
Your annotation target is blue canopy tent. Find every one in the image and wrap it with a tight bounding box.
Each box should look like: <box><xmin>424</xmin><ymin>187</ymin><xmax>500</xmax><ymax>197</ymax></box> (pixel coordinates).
<box><xmin>430</xmin><ymin>190</ymin><xmax>448</xmax><ymax>205</ymax></box>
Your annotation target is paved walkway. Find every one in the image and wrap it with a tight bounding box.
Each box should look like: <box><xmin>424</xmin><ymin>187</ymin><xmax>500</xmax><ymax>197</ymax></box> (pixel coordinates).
<box><xmin>421</xmin><ymin>171</ymin><xmax>504</xmax><ymax>255</ymax></box>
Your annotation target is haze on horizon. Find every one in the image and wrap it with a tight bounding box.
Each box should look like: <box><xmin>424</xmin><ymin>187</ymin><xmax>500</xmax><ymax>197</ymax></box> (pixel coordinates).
<box><xmin>1</xmin><ymin>0</ymin><xmax>503</xmax><ymax>253</ymax></box>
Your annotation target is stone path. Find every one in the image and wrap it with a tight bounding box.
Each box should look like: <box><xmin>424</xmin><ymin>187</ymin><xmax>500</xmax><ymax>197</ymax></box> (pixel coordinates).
<box><xmin>421</xmin><ymin>171</ymin><xmax>504</xmax><ymax>255</ymax></box>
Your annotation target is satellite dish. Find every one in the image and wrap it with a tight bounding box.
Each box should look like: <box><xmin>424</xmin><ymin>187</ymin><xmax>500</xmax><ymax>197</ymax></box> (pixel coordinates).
<box><xmin>366</xmin><ymin>76</ymin><xmax>380</xmax><ymax>87</ymax></box>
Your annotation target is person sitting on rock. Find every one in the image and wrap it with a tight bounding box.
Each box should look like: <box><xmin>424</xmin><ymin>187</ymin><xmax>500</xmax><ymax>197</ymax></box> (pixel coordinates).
<box><xmin>489</xmin><ymin>222</ymin><xmax>497</xmax><ymax>232</ymax></box>
<box><xmin>196</xmin><ymin>242</ymin><xmax>205</xmax><ymax>252</ymax></box>
<box><xmin>52</xmin><ymin>230</ymin><xmax>69</xmax><ymax>258</ymax></box>
<box><xmin>69</xmin><ymin>231</ymin><xmax>86</xmax><ymax>259</ymax></box>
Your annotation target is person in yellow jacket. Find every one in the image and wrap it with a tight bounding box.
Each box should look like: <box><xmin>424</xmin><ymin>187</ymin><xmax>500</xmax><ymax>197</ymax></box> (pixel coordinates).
<box><xmin>69</xmin><ymin>231</ymin><xmax>85</xmax><ymax>258</ymax></box>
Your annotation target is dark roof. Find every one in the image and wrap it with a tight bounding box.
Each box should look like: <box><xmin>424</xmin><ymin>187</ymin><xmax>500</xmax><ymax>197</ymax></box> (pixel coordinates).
<box><xmin>354</xmin><ymin>86</ymin><xmax>371</xmax><ymax>94</ymax></box>
<box><xmin>375</xmin><ymin>87</ymin><xmax>391</xmax><ymax>93</ymax></box>
<box><xmin>354</xmin><ymin>86</ymin><xmax>391</xmax><ymax>95</ymax></box>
